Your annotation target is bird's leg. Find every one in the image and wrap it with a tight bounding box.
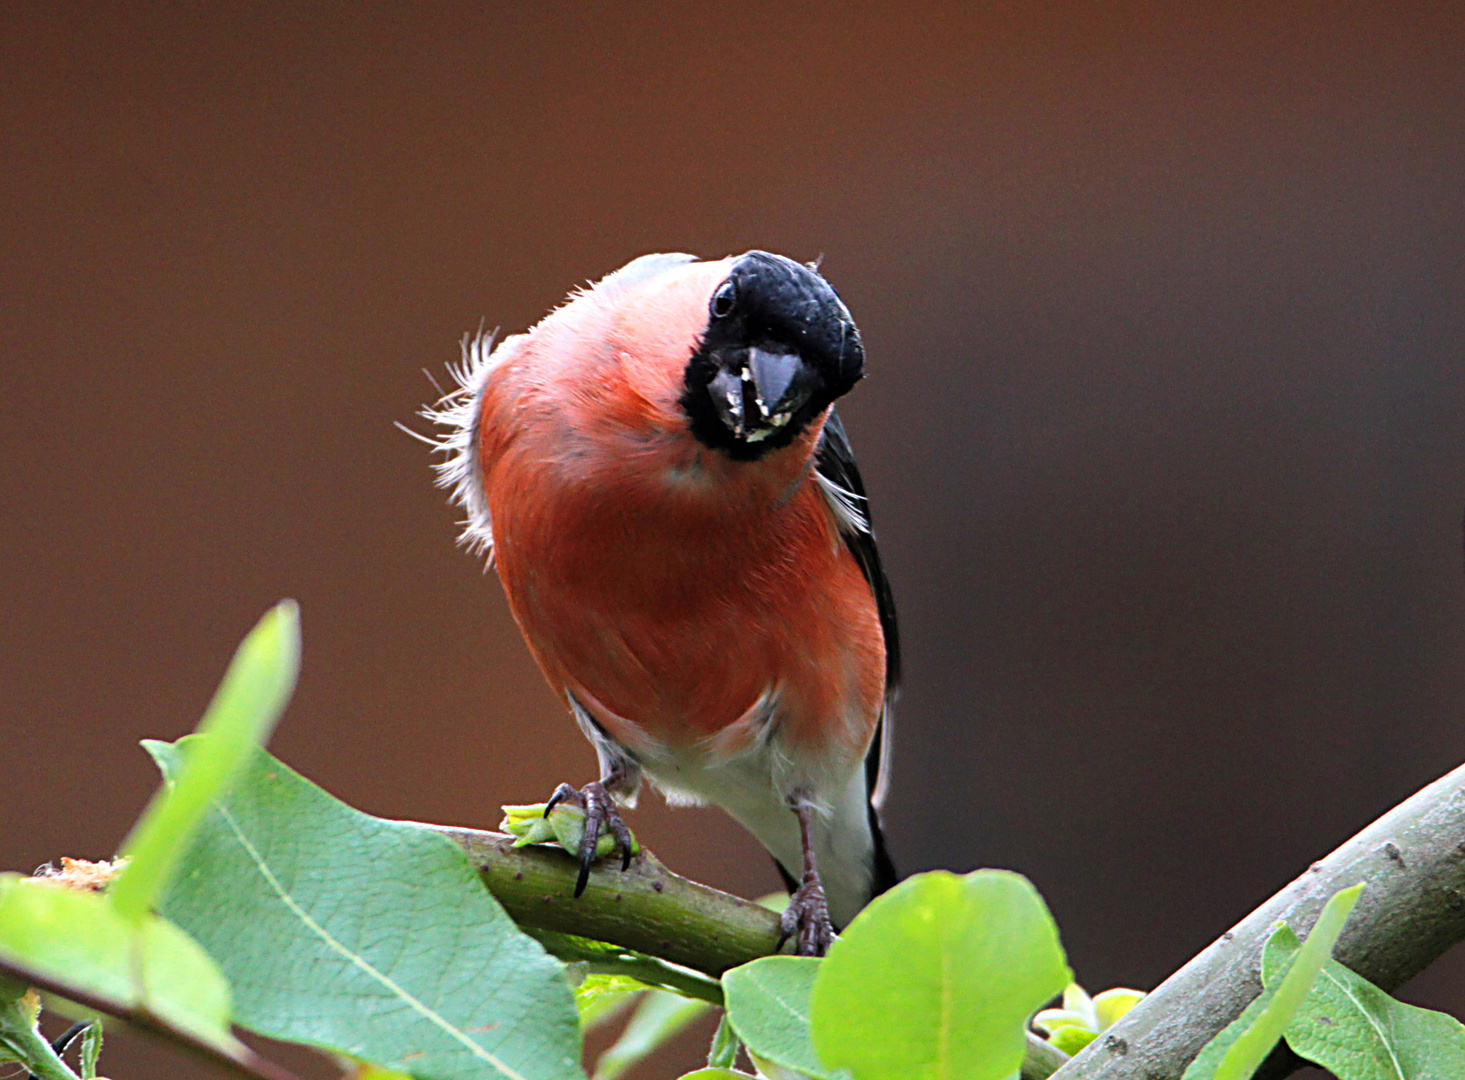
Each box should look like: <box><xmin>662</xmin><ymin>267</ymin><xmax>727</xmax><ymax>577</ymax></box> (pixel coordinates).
<box><xmin>779</xmin><ymin>793</ymin><xmax>836</xmax><ymax>957</ymax></box>
<box><xmin>544</xmin><ymin>759</ymin><xmax>637</xmax><ymax>898</ymax></box>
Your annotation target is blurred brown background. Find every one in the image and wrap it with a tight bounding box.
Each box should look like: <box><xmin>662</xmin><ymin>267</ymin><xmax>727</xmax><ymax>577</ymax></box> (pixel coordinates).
<box><xmin>3</xmin><ymin>3</ymin><xmax>1464</xmax><ymax>1077</ymax></box>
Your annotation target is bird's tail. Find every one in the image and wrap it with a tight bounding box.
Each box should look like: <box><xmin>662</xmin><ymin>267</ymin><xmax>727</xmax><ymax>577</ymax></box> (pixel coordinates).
<box><xmin>866</xmin><ymin>798</ymin><xmax>899</xmax><ymax>900</ymax></box>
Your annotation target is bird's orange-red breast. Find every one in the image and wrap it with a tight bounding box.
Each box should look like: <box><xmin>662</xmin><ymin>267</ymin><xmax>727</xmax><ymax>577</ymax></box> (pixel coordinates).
<box><xmin>428</xmin><ymin>251</ymin><xmax>898</xmax><ymax>936</ymax></box>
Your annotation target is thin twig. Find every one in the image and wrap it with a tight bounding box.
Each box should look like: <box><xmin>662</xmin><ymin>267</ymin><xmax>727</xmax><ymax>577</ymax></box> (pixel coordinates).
<box><xmin>1050</xmin><ymin>758</ymin><xmax>1465</xmax><ymax>1080</ymax></box>
<box><xmin>0</xmin><ymin>955</ymin><xmax>302</xmax><ymax>1080</ymax></box>
<box><xmin>527</xmin><ymin>928</ymin><xmax>726</xmax><ymax>1005</ymax></box>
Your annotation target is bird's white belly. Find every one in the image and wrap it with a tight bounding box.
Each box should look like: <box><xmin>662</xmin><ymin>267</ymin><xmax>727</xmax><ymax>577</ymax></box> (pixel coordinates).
<box><xmin>643</xmin><ymin>739</ymin><xmax>877</xmax><ymax>930</ymax></box>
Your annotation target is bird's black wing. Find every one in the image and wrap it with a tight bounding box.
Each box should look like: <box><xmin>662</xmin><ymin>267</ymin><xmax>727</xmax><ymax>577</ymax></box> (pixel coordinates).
<box><xmin>814</xmin><ymin>408</ymin><xmax>900</xmax><ymax>897</ymax></box>
<box><xmin>815</xmin><ymin>406</ymin><xmax>900</xmax><ymax>802</ymax></box>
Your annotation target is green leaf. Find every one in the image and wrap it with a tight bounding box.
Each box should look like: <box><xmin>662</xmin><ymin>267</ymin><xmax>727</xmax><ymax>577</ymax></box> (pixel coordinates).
<box><xmin>1183</xmin><ymin>883</ymin><xmax>1363</xmax><ymax>1080</ymax></box>
<box><xmin>809</xmin><ymin>869</ymin><xmax>1070</xmax><ymax>1080</ymax></box>
<box><xmin>1093</xmin><ymin>988</ymin><xmax>1145</xmax><ymax>1031</ymax></box>
<box><xmin>592</xmin><ymin>989</ymin><xmax>712</xmax><ymax>1080</ymax></box>
<box><xmin>78</xmin><ymin>1023</ymin><xmax>103</xmax><ymax>1080</ymax></box>
<box><xmin>1048</xmin><ymin>1027</ymin><xmax>1098</xmax><ymax>1055</ymax></box>
<box><xmin>1060</xmin><ymin>984</ymin><xmax>1098</xmax><ymax>1030</ymax></box>
<box><xmin>1183</xmin><ymin>993</ymin><xmax>1274</xmax><ymax>1080</ymax></box>
<box><xmin>350</xmin><ymin>1063</ymin><xmax>417</xmax><ymax>1080</ymax></box>
<box><xmin>722</xmin><ymin>956</ymin><xmax>839</xmax><ymax>1080</ymax></box>
<box><xmin>675</xmin><ymin>1071</ymin><xmax>757</xmax><ymax>1079</ymax></box>
<box><xmin>571</xmin><ymin>973</ymin><xmax>644</xmax><ymax>1031</ymax></box>
<box><xmin>1262</xmin><ymin>924</ymin><xmax>1465</xmax><ymax>1078</ymax></box>
<box><xmin>111</xmin><ymin>601</ymin><xmax>300</xmax><ymax>922</ymax></box>
<box><xmin>150</xmin><ymin>741</ymin><xmax>583</xmax><ymax>1080</ymax></box>
<box><xmin>0</xmin><ymin>978</ymin><xmax>28</xmax><ymax>1006</ymax></box>
<box><xmin>0</xmin><ymin>875</ymin><xmax>235</xmax><ymax>1051</ymax></box>
<box><xmin>1032</xmin><ymin>1009</ymin><xmax>1091</xmax><ymax>1036</ymax></box>
<box><xmin>706</xmin><ymin>1011</ymin><xmax>740</xmax><ymax>1069</ymax></box>
<box><xmin>0</xmin><ymin>992</ymin><xmax>75</xmax><ymax>1080</ymax></box>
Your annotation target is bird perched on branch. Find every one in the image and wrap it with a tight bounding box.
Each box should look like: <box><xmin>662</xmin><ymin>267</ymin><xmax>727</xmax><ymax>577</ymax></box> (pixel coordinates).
<box><xmin>424</xmin><ymin>251</ymin><xmax>899</xmax><ymax>954</ymax></box>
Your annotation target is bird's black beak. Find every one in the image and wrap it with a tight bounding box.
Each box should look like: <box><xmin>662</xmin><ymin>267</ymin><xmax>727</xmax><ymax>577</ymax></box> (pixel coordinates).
<box><xmin>707</xmin><ymin>348</ymin><xmax>813</xmax><ymax>441</ymax></box>
<box><xmin>682</xmin><ymin>250</ymin><xmax>862</xmax><ymax>459</ymax></box>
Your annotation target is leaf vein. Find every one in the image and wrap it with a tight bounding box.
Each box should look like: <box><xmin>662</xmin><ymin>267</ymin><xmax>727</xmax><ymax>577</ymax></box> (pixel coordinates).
<box><xmin>216</xmin><ymin>803</ymin><xmax>528</xmax><ymax>1080</ymax></box>
<box><xmin>1318</xmin><ymin>968</ymin><xmax>1404</xmax><ymax>1079</ymax></box>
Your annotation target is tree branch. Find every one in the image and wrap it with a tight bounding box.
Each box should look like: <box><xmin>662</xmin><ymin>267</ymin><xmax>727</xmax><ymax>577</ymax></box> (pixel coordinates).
<box><xmin>430</xmin><ymin>823</ymin><xmax>1072</xmax><ymax>1078</ymax></box>
<box><xmin>432</xmin><ymin>757</ymin><xmax>1465</xmax><ymax>1080</ymax></box>
<box><xmin>1049</xmin><ymin>758</ymin><xmax>1465</xmax><ymax>1080</ymax></box>
<box><xmin>0</xmin><ymin>955</ymin><xmax>302</xmax><ymax>1080</ymax></box>
<box><xmin>430</xmin><ymin>824</ymin><xmax>786</xmax><ymax>977</ymax></box>
<box><xmin>1023</xmin><ymin>1031</ymin><xmax>1072</xmax><ymax>1079</ymax></box>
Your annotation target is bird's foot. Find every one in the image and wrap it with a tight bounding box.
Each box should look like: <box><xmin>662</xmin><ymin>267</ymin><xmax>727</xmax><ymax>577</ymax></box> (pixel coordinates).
<box><xmin>545</xmin><ymin>781</ymin><xmax>637</xmax><ymax>897</ymax></box>
<box><xmin>780</xmin><ymin>875</ymin><xmax>835</xmax><ymax>957</ymax></box>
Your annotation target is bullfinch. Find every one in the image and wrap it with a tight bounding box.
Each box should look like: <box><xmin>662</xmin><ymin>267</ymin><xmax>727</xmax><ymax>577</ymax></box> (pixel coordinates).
<box><xmin>425</xmin><ymin>251</ymin><xmax>899</xmax><ymax>954</ymax></box>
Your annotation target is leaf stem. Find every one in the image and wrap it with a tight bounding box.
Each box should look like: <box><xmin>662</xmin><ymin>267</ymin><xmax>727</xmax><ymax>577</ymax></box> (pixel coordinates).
<box><xmin>528</xmin><ymin>929</ymin><xmax>726</xmax><ymax>1005</ymax></box>
<box><xmin>707</xmin><ymin>1011</ymin><xmax>740</xmax><ymax>1068</ymax></box>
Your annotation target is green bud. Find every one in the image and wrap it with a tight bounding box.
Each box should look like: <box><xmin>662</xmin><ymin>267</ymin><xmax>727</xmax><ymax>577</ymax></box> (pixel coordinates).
<box><xmin>1032</xmin><ymin>1007</ymin><xmax>1092</xmax><ymax>1036</ymax></box>
<box><xmin>1093</xmin><ymin>987</ymin><xmax>1145</xmax><ymax>1030</ymax></box>
<box><xmin>498</xmin><ymin>802</ymin><xmax>640</xmax><ymax>860</ymax></box>
<box><xmin>1049</xmin><ymin>1025</ymin><xmax>1099</xmax><ymax>1055</ymax></box>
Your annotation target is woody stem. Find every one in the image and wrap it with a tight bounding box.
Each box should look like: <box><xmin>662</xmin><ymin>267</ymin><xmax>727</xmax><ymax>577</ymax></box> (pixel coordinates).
<box><xmin>427</xmin><ymin>755</ymin><xmax>1465</xmax><ymax>1080</ymax></box>
<box><xmin>1047</xmin><ymin>757</ymin><xmax>1465</xmax><ymax>1080</ymax></box>
<box><xmin>429</xmin><ymin>823</ymin><xmax>785</xmax><ymax>977</ymax></box>
<box><xmin>427</xmin><ymin>821</ymin><xmax>1067</xmax><ymax>1077</ymax></box>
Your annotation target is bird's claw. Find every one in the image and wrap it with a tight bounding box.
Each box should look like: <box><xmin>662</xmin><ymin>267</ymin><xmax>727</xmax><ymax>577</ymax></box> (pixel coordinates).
<box><xmin>545</xmin><ymin>781</ymin><xmax>635</xmax><ymax>897</ymax></box>
<box><xmin>779</xmin><ymin>876</ymin><xmax>835</xmax><ymax>957</ymax></box>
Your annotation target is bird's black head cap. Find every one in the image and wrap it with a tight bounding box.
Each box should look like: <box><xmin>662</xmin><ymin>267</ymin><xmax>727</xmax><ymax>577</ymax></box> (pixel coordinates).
<box><xmin>682</xmin><ymin>250</ymin><xmax>865</xmax><ymax>461</ymax></box>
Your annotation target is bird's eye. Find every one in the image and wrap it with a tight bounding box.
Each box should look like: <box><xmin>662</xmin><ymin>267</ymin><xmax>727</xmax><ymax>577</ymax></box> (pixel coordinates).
<box><xmin>711</xmin><ymin>281</ymin><xmax>737</xmax><ymax>318</ymax></box>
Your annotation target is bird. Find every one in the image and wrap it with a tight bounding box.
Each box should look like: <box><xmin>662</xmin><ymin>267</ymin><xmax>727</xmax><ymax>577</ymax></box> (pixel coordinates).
<box><xmin>423</xmin><ymin>250</ymin><xmax>899</xmax><ymax>954</ymax></box>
